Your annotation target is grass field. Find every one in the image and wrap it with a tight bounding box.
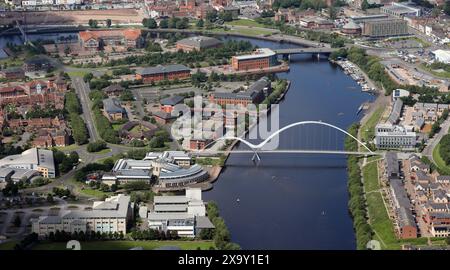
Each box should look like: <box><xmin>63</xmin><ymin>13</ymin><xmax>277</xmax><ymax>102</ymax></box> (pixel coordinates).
<box><xmin>66</xmin><ymin>70</ymin><xmax>89</xmax><ymax>77</ymax></box>
<box><xmin>112</xmin><ymin>123</ymin><xmax>124</xmax><ymax>131</ymax></box>
<box><xmin>32</xmin><ymin>240</ymin><xmax>215</xmax><ymax>250</ymax></box>
<box><xmin>433</xmin><ymin>144</ymin><xmax>450</xmax><ymax>174</ymax></box>
<box><xmin>210</xmin><ymin>27</ymin><xmax>274</xmax><ymax>37</ymax></box>
<box><xmin>360</xmin><ymin>106</ymin><xmax>385</xmax><ymax>143</ymax></box>
<box><xmin>79</xmin><ymin>188</ymin><xmax>112</xmax><ymax>198</ymax></box>
<box><xmin>227</xmin><ymin>19</ymin><xmax>266</xmax><ymax>28</ymax></box>
<box><xmin>54</xmin><ymin>144</ymin><xmax>80</xmax><ymax>151</ymax></box>
<box><xmin>420</xmin><ymin>63</ymin><xmax>450</xmax><ymax>79</ymax></box>
<box><xmin>0</xmin><ymin>241</ymin><xmax>19</xmax><ymax>250</ymax></box>
<box><xmin>362</xmin><ymin>162</ymin><xmax>399</xmax><ymax>249</ymax></box>
<box><xmin>92</xmin><ymin>148</ymin><xmax>112</xmax><ymax>155</ymax></box>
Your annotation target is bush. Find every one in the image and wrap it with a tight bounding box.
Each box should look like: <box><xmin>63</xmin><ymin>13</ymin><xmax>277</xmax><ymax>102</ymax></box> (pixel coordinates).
<box><xmin>87</xmin><ymin>141</ymin><xmax>108</xmax><ymax>152</ymax></box>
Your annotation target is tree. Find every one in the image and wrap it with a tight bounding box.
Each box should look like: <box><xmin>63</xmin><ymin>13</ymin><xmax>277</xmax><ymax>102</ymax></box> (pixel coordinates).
<box><xmin>88</xmin><ymin>19</ymin><xmax>98</xmax><ymax>28</ymax></box>
<box><xmin>106</xmin><ymin>19</ymin><xmax>112</xmax><ymax>28</ymax></box>
<box><xmin>196</xmin><ymin>19</ymin><xmax>204</xmax><ymax>28</ymax></box>
<box><xmin>143</xmin><ymin>18</ymin><xmax>157</xmax><ymax>29</ymax></box>
<box><xmin>149</xmin><ymin>136</ymin><xmax>165</xmax><ymax>148</ymax></box>
<box><xmin>46</xmin><ymin>193</ymin><xmax>54</xmax><ymax>203</ymax></box>
<box><xmin>83</xmin><ymin>72</ymin><xmax>94</xmax><ymax>83</ymax></box>
<box><xmin>361</xmin><ymin>0</ymin><xmax>370</xmax><ymax>11</ymax></box>
<box><xmin>159</xmin><ymin>19</ymin><xmax>169</xmax><ymax>29</ymax></box>
<box><xmin>13</xmin><ymin>215</ymin><xmax>21</xmax><ymax>227</ymax></box>
<box><xmin>445</xmin><ymin>2</ymin><xmax>450</xmax><ymax>16</ymax></box>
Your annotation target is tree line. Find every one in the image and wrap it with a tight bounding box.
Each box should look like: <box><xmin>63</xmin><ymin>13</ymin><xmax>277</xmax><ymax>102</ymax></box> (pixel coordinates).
<box><xmin>345</xmin><ymin>123</ymin><xmax>373</xmax><ymax>250</ymax></box>
<box><xmin>65</xmin><ymin>91</ymin><xmax>89</xmax><ymax>145</ymax></box>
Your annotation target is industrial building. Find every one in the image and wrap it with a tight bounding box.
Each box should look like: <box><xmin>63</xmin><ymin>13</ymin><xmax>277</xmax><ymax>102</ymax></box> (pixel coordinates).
<box><xmin>231</xmin><ymin>48</ymin><xmax>278</xmax><ymax>71</ymax></box>
<box><xmin>432</xmin><ymin>49</ymin><xmax>450</xmax><ymax>64</ymax></box>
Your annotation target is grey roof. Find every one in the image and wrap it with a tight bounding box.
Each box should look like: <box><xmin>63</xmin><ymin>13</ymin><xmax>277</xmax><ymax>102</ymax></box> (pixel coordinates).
<box><xmin>154</xmin><ymin>196</ymin><xmax>189</xmax><ymax>204</ymax></box>
<box><xmin>103</xmin><ymin>97</ymin><xmax>125</xmax><ymax>114</ymax></box>
<box><xmin>388</xmin><ymin>99</ymin><xmax>403</xmax><ymax>125</ymax></box>
<box><xmin>196</xmin><ymin>216</ymin><xmax>215</xmax><ymax>229</ymax></box>
<box><xmin>389</xmin><ymin>178</ymin><xmax>411</xmax><ymax>209</ymax></box>
<box><xmin>437</xmin><ymin>175</ymin><xmax>450</xmax><ymax>181</ymax></box>
<box><xmin>152</xmin><ymin>110</ymin><xmax>174</xmax><ymax>120</ymax></box>
<box><xmin>103</xmin><ymin>84</ymin><xmax>124</xmax><ymax>93</ymax></box>
<box><xmin>177</xmin><ymin>36</ymin><xmax>222</xmax><ymax>49</ymax></box>
<box><xmin>213</xmin><ymin>77</ymin><xmax>270</xmax><ymax>101</ymax></box>
<box><xmin>137</xmin><ymin>64</ymin><xmax>190</xmax><ymax>76</ymax></box>
<box><xmin>63</xmin><ymin>195</ymin><xmax>130</xmax><ymax>219</ymax></box>
<box><xmin>160</xmin><ymin>95</ymin><xmax>184</xmax><ymax>106</ymax></box>
<box><xmin>154</xmin><ymin>204</ymin><xmax>188</xmax><ymax>212</ymax></box>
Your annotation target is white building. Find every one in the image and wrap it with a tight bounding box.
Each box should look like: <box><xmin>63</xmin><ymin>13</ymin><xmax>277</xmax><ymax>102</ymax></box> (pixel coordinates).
<box><xmin>32</xmin><ymin>194</ymin><xmax>132</xmax><ymax>237</ymax></box>
<box><xmin>0</xmin><ymin>148</ymin><xmax>55</xmax><ymax>179</ymax></box>
<box><xmin>381</xmin><ymin>2</ymin><xmax>421</xmax><ymax>18</ymax></box>
<box><xmin>392</xmin><ymin>89</ymin><xmax>410</xmax><ymax>102</ymax></box>
<box><xmin>432</xmin><ymin>50</ymin><xmax>450</xmax><ymax>64</ymax></box>
<box><xmin>375</xmin><ymin>123</ymin><xmax>416</xmax><ymax>150</ymax></box>
<box><xmin>147</xmin><ymin>188</ymin><xmax>214</xmax><ymax>237</ymax></box>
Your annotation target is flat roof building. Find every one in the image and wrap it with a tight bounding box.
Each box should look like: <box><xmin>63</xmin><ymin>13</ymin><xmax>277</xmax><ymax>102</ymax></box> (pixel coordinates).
<box><xmin>135</xmin><ymin>64</ymin><xmax>191</xmax><ymax>84</ymax></box>
<box><xmin>147</xmin><ymin>188</ymin><xmax>214</xmax><ymax>237</ymax></box>
<box><xmin>375</xmin><ymin>123</ymin><xmax>416</xmax><ymax>150</ymax></box>
<box><xmin>0</xmin><ymin>148</ymin><xmax>55</xmax><ymax>178</ymax></box>
<box><xmin>176</xmin><ymin>36</ymin><xmax>222</xmax><ymax>52</ymax></box>
<box><xmin>381</xmin><ymin>2</ymin><xmax>422</xmax><ymax>18</ymax></box>
<box><xmin>362</xmin><ymin>19</ymin><xmax>408</xmax><ymax>38</ymax></box>
<box><xmin>32</xmin><ymin>194</ymin><xmax>132</xmax><ymax>237</ymax></box>
<box><xmin>231</xmin><ymin>48</ymin><xmax>278</xmax><ymax>71</ymax></box>
<box><xmin>432</xmin><ymin>49</ymin><xmax>450</xmax><ymax>64</ymax></box>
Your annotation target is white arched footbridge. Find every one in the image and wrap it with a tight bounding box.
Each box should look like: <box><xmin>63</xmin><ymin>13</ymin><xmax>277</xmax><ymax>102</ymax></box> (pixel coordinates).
<box><xmin>190</xmin><ymin>121</ymin><xmax>382</xmax><ymax>160</ymax></box>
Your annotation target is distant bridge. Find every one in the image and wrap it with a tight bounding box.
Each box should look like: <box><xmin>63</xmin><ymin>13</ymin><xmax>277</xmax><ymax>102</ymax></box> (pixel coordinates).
<box><xmin>274</xmin><ymin>47</ymin><xmax>337</xmax><ymax>56</ymax></box>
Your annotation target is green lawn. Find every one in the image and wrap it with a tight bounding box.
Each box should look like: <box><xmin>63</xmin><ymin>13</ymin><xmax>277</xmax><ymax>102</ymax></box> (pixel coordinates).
<box><xmin>360</xmin><ymin>107</ymin><xmax>385</xmax><ymax>143</ymax></box>
<box><xmin>54</xmin><ymin>144</ymin><xmax>80</xmax><ymax>151</ymax></box>
<box><xmin>32</xmin><ymin>240</ymin><xmax>214</xmax><ymax>250</ymax></box>
<box><xmin>66</xmin><ymin>70</ymin><xmax>89</xmax><ymax>78</ymax></box>
<box><xmin>420</xmin><ymin>63</ymin><xmax>450</xmax><ymax>79</ymax></box>
<box><xmin>79</xmin><ymin>188</ymin><xmax>112</xmax><ymax>198</ymax></box>
<box><xmin>362</xmin><ymin>162</ymin><xmax>398</xmax><ymax>249</ymax></box>
<box><xmin>432</xmin><ymin>144</ymin><xmax>450</xmax><ymax>174</ymax></box>
<box><xmin>227</xmin><ymin>19</ymin><xmax>266</xmax><ymax>28</ymax></box>
<box><xmin>112</xmin><ymin>123</ymin><xmax>124</xmax><ymax>131</ymax></box>
<box><xmin>210</xmin><ymin>27</ymin><xmax>274</xmax><ymax>37</ymax></box>
<box><xmin>0</xmin><ymin>241</ymin><xmax>19</xmax><ymax>250</ymax></box>
<box><xmin>92</xmin><ymin>148</ymin><xmax>112</xmax><ymax>155</ymax></box>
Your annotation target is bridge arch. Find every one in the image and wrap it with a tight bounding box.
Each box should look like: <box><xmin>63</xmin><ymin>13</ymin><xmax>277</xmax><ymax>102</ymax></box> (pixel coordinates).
<box><xmin>196</xmin><ymin>121</ymin><xmax>373</xmax><ymax>154</ymax></box>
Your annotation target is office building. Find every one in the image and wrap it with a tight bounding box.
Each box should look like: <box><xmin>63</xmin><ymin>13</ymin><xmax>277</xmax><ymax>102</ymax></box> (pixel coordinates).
<box><xmin>231</xmin><ymin>48</ymin><xmax>278</xmax><ymax>71</ymax></box>
<box><xmin>362</xmin><ymin>19</ymin><xmax>408</xmax><ymax>38</ymax></box>
<box><xmin>146</xmin><ymin>188</ymin><xmax>214</xmax><ymax>237</ymax></box>
<box><xmin>381</xmin><ymin>2</ymin><xmax>422</xmax><ymax>18</ymax></box>
<box><xmin>32</xmin><ymin>194</ymin><xmax>132</xmax><ymax>237</ymax></box>
<box><xmin>176</xmin><ymin>36</ymin><xmax>222</xmax><ymax>52</ymax></box>
<box><xmin>135</xmin><ymin>64</ymin><xmax>191</xmax><ymax>84</ymax></box>
<box><xmin>375</xmin><ymin>123</ymin><xmax>416</xmax><ymax>150</ymax></box>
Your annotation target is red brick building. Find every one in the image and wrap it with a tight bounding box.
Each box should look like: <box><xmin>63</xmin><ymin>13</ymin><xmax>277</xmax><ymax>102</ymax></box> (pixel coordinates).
<box><xmin>79</xmin><ymin>29</ymin><xmax>143</xmax><ymax>50</ymax></box>
<box><xmin>136</xmin><ymin>64</ymin><xmax>191</xmax><ymax>84</ymax></box>
<box><xmin>0</xmin><ymin>68</ymin><xmax>25</xmax><ymax>80</ymax></box>
<box><xmin>231</xmin><ymin>48</ymin><xmax>278</xmax><ymax>71</ymax></box>
<box><xmin>159</xmin><ymin>95</ymin><xmax>184</xmax><ymax>114</ymax></box>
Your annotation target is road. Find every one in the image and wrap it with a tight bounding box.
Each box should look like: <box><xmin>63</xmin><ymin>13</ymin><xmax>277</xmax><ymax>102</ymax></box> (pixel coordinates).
<box><xmin>70</xmin><ymin>76</ymin><xmax>99</xmax><ymax>142</ymax></box>
<box><xmin>422</xmin><ymin>117</ymin><xmax>450</xmax><ymax>163</ymax></box>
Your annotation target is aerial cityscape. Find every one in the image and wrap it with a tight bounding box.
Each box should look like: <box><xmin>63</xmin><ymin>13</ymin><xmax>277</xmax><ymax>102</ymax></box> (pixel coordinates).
<box><xmin>2</xmin><ymin>0</ymin><xmax>450</xmax><ymax>254</ymax></box>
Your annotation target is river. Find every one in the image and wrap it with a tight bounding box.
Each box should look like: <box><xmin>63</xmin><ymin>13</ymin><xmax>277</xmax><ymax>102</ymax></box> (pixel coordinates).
<box><xmin>0</xmin><ymin>33</ymin><xmax>374</xmax><ymax>249</ymax></box>
<box><xmin>203</xmin><ymin>37</ymin><xmax>375</xmax><ymax>250</ymax></box>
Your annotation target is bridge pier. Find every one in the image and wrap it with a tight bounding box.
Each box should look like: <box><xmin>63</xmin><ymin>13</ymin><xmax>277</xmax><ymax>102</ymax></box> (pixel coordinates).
<box><xmin>251</xmin><ymin>151</ymin><xmax>261</xmax><ymax>162</ymax></box>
